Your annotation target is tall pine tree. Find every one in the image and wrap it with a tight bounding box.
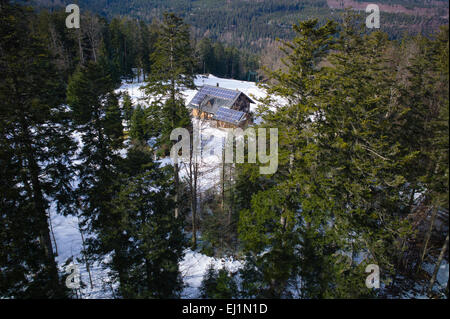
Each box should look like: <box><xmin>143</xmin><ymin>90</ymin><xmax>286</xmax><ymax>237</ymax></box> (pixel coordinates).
<box><xmin>143</xmin><ymin>13</ymin><xmax>196</xmax><ymax>219</ymax></box>
<box><xmin>0</xmin><ymin>1</ymin><xmax>74</xmax><ymax>298</ymax></box>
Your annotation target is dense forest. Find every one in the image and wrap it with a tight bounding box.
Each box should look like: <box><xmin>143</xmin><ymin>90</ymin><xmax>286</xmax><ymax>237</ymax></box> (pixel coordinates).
<box><xmin>22</xmin><ymin>0</ymin><xmax>449</xmax><ymax>49</ymax></box>
<box><xmin>12</xmin><ymin>1</ymin><xmax>261</xmax><ymax>82</ymax></box>
<box><xmin>1</xmin><ymin>0</ymin><xmax>449</xmax><ymax>299</ymax></box>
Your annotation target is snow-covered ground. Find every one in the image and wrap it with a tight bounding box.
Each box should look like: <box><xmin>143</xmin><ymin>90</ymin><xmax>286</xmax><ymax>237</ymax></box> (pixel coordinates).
<box><xmin>118</xmin><ymin>74</ymin><xmax>266</xmax><ymax>113</ymax></box>
<box><xmin>51</xmin><ymin>74</ymin><xmax>266</xmax><ymax>298</ymax></box>
<box><xmin>50</xmin><ymin>74</ymin><xmax>448</xmax><ymax>299</ymax></box>
<box><xmin>180</xmin><ymin>250</ymin><xmax>242</xmax><ymax>298</ymax></box>
<box><xmin>423</xmin><ymin>261</ymin><xmax>449</xmax><ymax>295</ymax></box>
<box><xmin>118</xmin><ymin>74</ymin><xmax>270</xmax><ymax>191</ymax></box>
<box><xmin>399</xmin><ymin>260</ymin><xmax>449</xmax><ymax>299</ymax></box>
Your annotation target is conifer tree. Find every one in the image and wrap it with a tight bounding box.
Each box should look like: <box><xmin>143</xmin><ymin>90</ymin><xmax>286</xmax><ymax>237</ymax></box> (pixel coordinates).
<box><xmin>238</xmin><ymin>19</ymin><xmax>339</xmax><ymax>298</ymax></box>
<box><xmin>122</xmin><ymin>91</ymin><xmax>134</xmax><ymax>127</ymax></box>
<box><xmin>66</xmin><ymin>60</ymin><xmax>125</xmax><ymax>287</ymax></box>
<box><xmin>130</xmin><ymin>104</ymin><xmax>152</xmax><ymax>142</ymax></box>
<box><xmin>143</xmin><ymin>12</ymin><xmax>196</xmax><ymax>219</ymax></box>
<box><xmin>111</xmin><ymin>142</ymin><xmax>186</xmax><ymax>298</ymax></box>
<box><xmin>200</xmin><ymin>264</ymin><xmax>238</xmax><ymax>299</ymax></box>
<box><xmin>0</xmin><ymin>1</ymin><xmax>74</xmax><ymax>297</ymax></box>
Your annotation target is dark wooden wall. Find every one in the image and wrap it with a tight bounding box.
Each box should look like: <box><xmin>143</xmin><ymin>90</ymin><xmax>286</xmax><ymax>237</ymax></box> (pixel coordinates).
<box><xmin>232</xmin><ymin>94</ymin><xmax>251</xmax><ymax>113</ymax></box>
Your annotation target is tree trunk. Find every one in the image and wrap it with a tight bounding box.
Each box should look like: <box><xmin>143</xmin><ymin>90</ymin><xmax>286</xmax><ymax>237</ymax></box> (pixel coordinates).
<box><xmin>77</xmin><ymin>213</ymin><xmax>94</xmax><ymax>290</ymax></box>
<box><xmin>417</xmin><ymin>206</ymin><xmax>438</xmax><ymax>272</ymax></box>
<box><xmin>446</xmin><ymin>276</ymin><xmax>449</xmax><ymax>298</ymax></box>
<box><xmin>145</xmin><ymin>257</ymin><xmax>152</xmax><ymax>295</ymax></box>
<box><xmin>228</xmin><ymin>163</ymin><xmax>233</xmax><ymax>227</ymax></box>
<box><xmin>187</xmin><ymin>135</ymin><xmax>198</xmax><ymax>250</ymax></box>
<box><xmin>115</xmin><ymin>249</ymin><xmax>129</xmax><ymax>298</ymax></box>
<box><xmin>221</xmin><ymin>143</ymin><xmax>226</xmax><ymax>211</ymax></box>
<box><xmin>21</xmin><ymin>120</ymin><xmax>61</xmax><ymax>292</ymax></box>
<box><xmin>192</xmin><ymin>160</ymin><xmax>198</xmax><ymax>249</ymax></box>
<box><xmin>77</xmin><ymin>29</ymin><xmax>84</xmax><ymax>65</ymax></box>
<box><xmin>427</xmin><ymin>233</ymin><xmax>449</xmax><ymax>297</ymax></box>
<box><xmin>48</xmin><ymin>209</ymin><xmax>58</xmax><ymax>257</ymax></box>
<box><xmin>191</xmin><ymin>195</ymin><xmax>197</xmax><ymax>249</ymax></box>
<box><xmin>174</xmin><ymin>163</ymin><xmax>179</xmax><ymax>219</ymax></box>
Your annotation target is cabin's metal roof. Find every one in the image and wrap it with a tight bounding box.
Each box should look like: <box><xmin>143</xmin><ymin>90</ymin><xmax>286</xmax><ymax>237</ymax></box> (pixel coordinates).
<box><xmin>188</xmin><ymin>85</ymin><xmax>255</xmax><ymax>111</ymax></box>
<box><xmin>213</xmin><ymin>107</ymin><xmax>246</xmax><ymax>125</ymax></box>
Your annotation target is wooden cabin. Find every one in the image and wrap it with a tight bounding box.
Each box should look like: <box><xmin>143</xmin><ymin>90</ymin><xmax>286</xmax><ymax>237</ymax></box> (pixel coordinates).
<box><xmin>188</xmin><ymin>84</ymin><xmax>254</xmax><ymax>128</ymax></box>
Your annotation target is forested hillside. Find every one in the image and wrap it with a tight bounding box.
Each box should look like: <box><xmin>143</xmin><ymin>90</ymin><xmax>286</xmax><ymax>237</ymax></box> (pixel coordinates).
<box><xmin>1</xmin><ymin>0</ymin><xmax>449</xmax><ymax>300</ymax></box>
<box><xmin>23</xmin><ymin>0</ymin><xmax>449</xmax><ymax>50</ymax></box>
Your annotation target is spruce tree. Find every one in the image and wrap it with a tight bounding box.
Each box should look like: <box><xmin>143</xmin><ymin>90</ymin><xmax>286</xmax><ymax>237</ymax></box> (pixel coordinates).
<box><xmin>111</xmin><ymin>142</ymin><xmax>186</xmax><ymax>298</ymax></box>
<box><xmin>238</xmin><ymin>19</ymin><xmax>339</xmax><ymax>298</ymax></box>
<box><xmin>130</xmin><ymin>104</ymin><xmax>152</xmax><ymax>142</ymax></box>
<box><xmin>200</xmin><ymin>264</ymin><xmax>239</xmax><ymax>299</ymax></box>
<box><xmin>66</xmin><ymin>60</ymin><xmax>125</xmax><ymax>289</ymax></box>
<box><xmin>0</xmin><ymin>1</ymin><xmax>74</xmax><ymax>298</ymax></box>
<box><xmin>122</xmin><ymin>91</ymin><xmax>134</xmax><ymax>127</ymax></box>
<box><xmin>143</xmin><ymin>13</ymin><xmax>196</xmax><ymax>219</ymax></box>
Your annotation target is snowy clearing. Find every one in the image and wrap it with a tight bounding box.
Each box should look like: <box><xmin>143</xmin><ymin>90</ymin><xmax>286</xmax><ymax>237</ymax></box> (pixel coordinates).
<box><xmin>51</xmin><ymin>74</ymin><xmax>265</xmax><ymax>298</ymax></box>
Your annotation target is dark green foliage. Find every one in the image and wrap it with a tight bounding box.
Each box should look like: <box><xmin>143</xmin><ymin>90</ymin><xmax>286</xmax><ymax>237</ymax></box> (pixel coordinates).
<box><xmin>129</xmin><ymin>104</ymin><xmax>151</xmax><ymax>142</ymax></box>
<box><xmin>28</xmin><ymin>3</ymin><xmax>264</xmax><ymax>82</ymax></box>
<box><xmin>27</xmin><ymin>0</ymin><xmax>448</xmax><ymax>53</ymax></box>
<box><xmin>106</xmin><ymin>16</ymin><xmax>159</xmax><ymax>79</ymax></box>
<box><xmin>143</xmin><ymin>12</ymin><xmax>195</xmax><ymax>154</ymax></box>
<box><xmin>66</xmin><ymin>60</ymin><xmax>125</xmax><ymax>288</ymax></box>
<box><xmin>195</xmin><ymin>38</ymin><xmax>259</xmax><ymax>80</ymax></box>
<box><xmin>110</xmin><ymin>143</ymin><xmax>186</xmax><ymax>298</ymax></box>
<box><xmin>200</xmin><ymin>264</ymin><xmax>239</xmax><ymax>299</ymax></box>
<box><xmin>2</xmin><ymin>0</ymin><xmax>448</xmax><ymax>300</ymax></box>
<box><xmin>238</xmin><ymin>19</ymin><xmax>342</xmax><ymax>298</ymax></box>
<box><xmin>122</xmin><ymin>91</ymin><xmax>134</xmax><ymax>126</ymax></box>
<box><xmin>200</xmin><ymin>197</ymin><xmax>238</xmax><ymax>257</ymax></box>
<box><xmin>0</xmin><ymin>1</ymin><xmax>74</xmax><ymax>298</ymax></box>
<box><xmin>236</xmin><ymin>16</ymin><xmax>449</xmax><ymax>298</ymax></box>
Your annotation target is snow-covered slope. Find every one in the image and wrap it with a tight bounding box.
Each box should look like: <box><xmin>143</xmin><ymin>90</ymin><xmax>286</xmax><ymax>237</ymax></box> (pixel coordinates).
<box><xmin>51</xmin><ymin>75</ymin><xmax>266</xmax><ymax>299</ymax></box>
<box><xmin>118</xmin><ymin>74</ymin><xmax>269</xmax><ymax>190</ymax></box>
<box><xmin>49</xmin><ymin>74</ymin><xmax>450</xmax><ymax>299</ymax></box>
<box><xmin>118</xmin><ymin>74</ymin><xmax>266</xmax><ymax>112</ymax></box>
